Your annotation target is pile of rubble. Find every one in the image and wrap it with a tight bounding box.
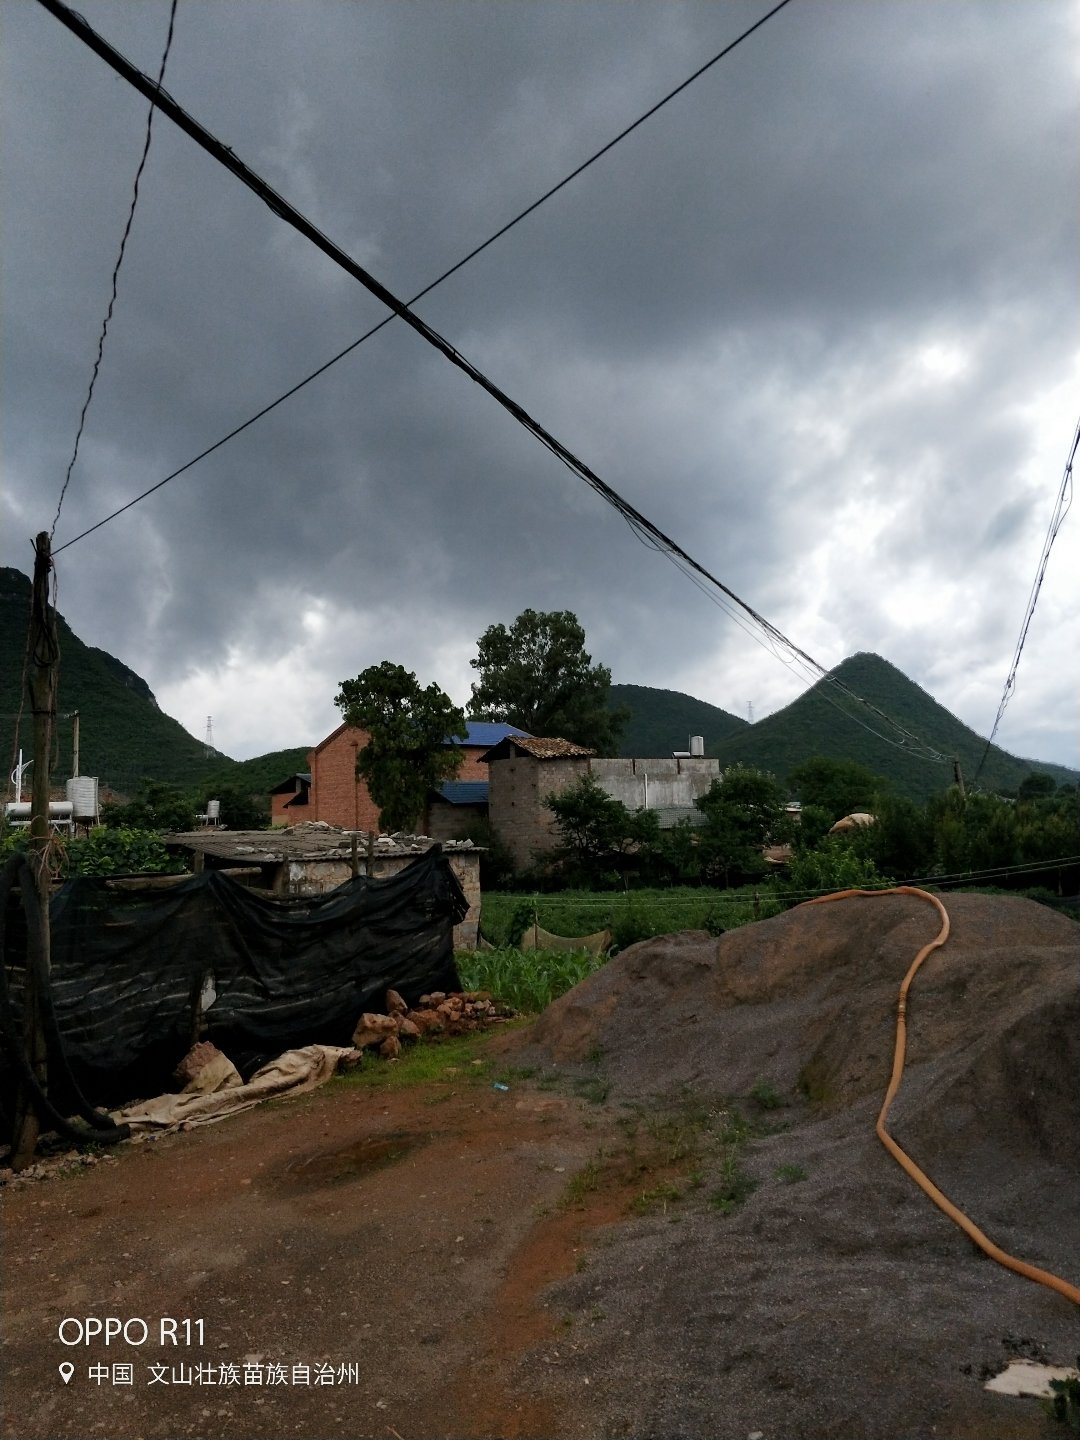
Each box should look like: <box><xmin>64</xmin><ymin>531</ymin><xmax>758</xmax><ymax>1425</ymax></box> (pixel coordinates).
<box><xmin>352</xmin><ymin>988</ymin><xmax>515</xmax><ymax>1059</ymax></box>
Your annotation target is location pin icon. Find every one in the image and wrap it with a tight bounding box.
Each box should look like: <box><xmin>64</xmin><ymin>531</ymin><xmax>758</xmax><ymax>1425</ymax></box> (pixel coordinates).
<box><xmin>59</xmin><ymin>1363</ymin><xmax>74</xmax><ymax>1385</ymax></box>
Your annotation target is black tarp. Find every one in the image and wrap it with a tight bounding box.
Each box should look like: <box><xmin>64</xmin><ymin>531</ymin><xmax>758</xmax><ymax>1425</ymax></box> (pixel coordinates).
<box><xmin>3</xmin><ymin>850</ymin><xmax>465</xmax><ymax>1111</ymax></box>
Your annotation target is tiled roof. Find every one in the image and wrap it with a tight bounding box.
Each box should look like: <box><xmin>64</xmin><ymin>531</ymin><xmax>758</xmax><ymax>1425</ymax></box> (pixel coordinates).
<box><xmin>503</xmin><ymin>736</ymin><xmax>595</xmax><ymax>759</ymax></box>
<box><xmin>434</xmin><ymin>781</ymin><xmax>489</xmax><ymax>805</ymax></box>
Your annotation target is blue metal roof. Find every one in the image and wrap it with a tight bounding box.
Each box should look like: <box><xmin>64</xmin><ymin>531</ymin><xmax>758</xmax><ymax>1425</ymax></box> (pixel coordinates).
<box><xmin>435</xmin><ymin>780</ymin><xmax>490</xmax><ymax>805</ymax></box>
<box><xmin>444</xmin><ymin>721</ymin><xmax>530</xmax><ymax>747</ymax></box>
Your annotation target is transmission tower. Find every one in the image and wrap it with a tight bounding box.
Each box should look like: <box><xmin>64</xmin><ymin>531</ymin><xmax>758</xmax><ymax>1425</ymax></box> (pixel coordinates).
<box><xmin>204</xmin><ymin>715</ymin><xmax>215</xmax><ymax>758</ymax></box>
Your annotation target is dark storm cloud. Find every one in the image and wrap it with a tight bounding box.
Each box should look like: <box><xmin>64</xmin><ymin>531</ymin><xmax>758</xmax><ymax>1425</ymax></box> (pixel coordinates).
<box><xmin>2</xmin><ymin>0</ymin><xmax>1077</xmax><ymax>764</ymax></box>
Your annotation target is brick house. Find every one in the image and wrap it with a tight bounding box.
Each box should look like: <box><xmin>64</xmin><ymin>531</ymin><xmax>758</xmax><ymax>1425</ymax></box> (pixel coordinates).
<box><xmin>280</xmin><ymin>721</ymin><xmax>528</xmax><ymax>832</ymax></box>
<box><xmin>269</xmin><ymin>772</ymin><xmax>311</xmax><ymax>826</ymax></box>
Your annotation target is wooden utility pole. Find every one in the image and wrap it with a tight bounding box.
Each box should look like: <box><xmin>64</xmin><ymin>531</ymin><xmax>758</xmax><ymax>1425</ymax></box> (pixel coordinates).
<box><xmin>953</xmin><ymin>757</ymin><xmax>966</xmax><ymax>799</ymax></box>
<box><xmin>10</xmin><ymin>533</ymin><xmax>60</xmax><ymax>1170</ymax></box>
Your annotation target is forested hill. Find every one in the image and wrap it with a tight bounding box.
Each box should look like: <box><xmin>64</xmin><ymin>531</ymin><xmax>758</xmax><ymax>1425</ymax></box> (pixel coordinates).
<box><xmin>708</xmin><ymin>652</ymin><xmax>1077</xmax><ymax>803</ymax></box>
<box><xmin>609</xmin><ymin>683</ymin><xmax>748</xmax><ymax>758</ymax></box>
<box><xmin>0</xmin><ymin>566</ymin><xmax>226</xmax><ymax>794</ymax></box>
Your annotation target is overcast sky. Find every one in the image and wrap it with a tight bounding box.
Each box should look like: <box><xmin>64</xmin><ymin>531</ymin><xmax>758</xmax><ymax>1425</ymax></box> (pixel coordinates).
<box><xmin>2</xmin><ymin>0</ymin><xmax>1077</xmax><ymax>773</ymax></box>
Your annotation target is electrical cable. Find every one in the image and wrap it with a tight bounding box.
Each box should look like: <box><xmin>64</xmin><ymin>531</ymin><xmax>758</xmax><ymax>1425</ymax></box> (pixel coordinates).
<box><xmin>49</xmin><ymin>0</ymin><xmax>179</xmax><ymax>539</ymax></box>
<box><xmin>39</xmin><ymin>0</ymin><xmax>950</xmax><ymax>774</ymax></box>
<box><xmin>973</xmin><ymin>415</ymin><xmax>1078</xmax><ymax>783</ymax></box>
<box><xmin>52</xmin><ymin>0</ymin><xmax>795</xmax><ymax>555</ymax></box>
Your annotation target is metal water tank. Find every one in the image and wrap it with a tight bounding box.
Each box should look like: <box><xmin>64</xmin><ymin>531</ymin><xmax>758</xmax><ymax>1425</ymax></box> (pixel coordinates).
<box><xmin>689</xmin><ymin>735</ymin><xmax>705</xmax><ymax>757</ymax></box>
<box><xmin>206</xmin><ymin>799</ymin><xmax>221</xmax><ymax>822</ymax></box>
<box><xmin>66</xmin><ymin>776</ymin><xmax>100</xmax><ymax>820</ymax></box>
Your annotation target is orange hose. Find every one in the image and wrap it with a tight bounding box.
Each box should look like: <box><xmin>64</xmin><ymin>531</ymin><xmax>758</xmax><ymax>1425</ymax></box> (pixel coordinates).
<box><xmin>801</xmin><ymin>885</ymin><xmax>1080</xmax><ymax>1306</ymax></box>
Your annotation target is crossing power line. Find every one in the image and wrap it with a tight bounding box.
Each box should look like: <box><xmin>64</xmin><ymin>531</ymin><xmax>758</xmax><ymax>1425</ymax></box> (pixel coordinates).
<box><xmin>51</xmin><ymin>0</ymin><xmax>795</xmax><ymax>555</ymax></box>
<box><xmin>38</xmin><ymin>0</ymin><xmax>950</xmax><ymax>770</ymax></box>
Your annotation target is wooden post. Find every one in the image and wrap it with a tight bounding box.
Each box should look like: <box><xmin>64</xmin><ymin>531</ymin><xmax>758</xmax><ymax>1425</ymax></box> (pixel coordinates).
<box><xmin>11</xmin><ymin>533</ymin><xmax>59</xmax><ymax>1171</ymax></box>
<box><xmin>350</xmin><ymin>833</ymin><xmax>359</xmax><ymax>878</ymax></box>
<box><xmin>953</xmin><ymin>757</ymin><xmax>966</xmax><ymax>799</ymax></box>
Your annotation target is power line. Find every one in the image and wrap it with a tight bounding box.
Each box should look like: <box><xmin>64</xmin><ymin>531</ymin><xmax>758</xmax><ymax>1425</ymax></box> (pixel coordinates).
<box><xmin>49</xmin><ymin>0</ymin><xmax>179</xmax><ymax>539</ymax></box>
<box><xmin>39</xmin><ymin>0</ymin><xmax>949</xmax><ymax>772</ymax></box>
<box><xmin>973</xmin><ymin>414</ymin><xmax>1078</xmax><ymax>783</ymax></box>
<box><xmin>52</xmin><ymin>0</ymin><xmax>795</xmax><ymax>554</ymax></box>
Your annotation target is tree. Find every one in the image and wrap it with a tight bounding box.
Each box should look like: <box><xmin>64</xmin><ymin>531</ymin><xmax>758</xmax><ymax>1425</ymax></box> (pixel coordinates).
<box><xmin>469</xmin><ymin>609</ymin><xmax>627</xmax><ymax>753</ymax></box>
<box><xmin>545</xmin><ymin>773</ymin><xmax>660</xmax><ymax>880</ymax></box>
<box><xmin>335</xmin><ymin>662</ymin><xmax>467</xmax><ymax>833</ymax></box>
<box><xmin>787</xmin><ymin>756</ymin><xmax>887</xmax><ymax>822</ymax></box>
<box><xmin>101</xmin><ymin>782</ymin><xmax>199</xmax><ymax>832</ymax></box>
<box><xmin>694</xmin><ymin>766</ymin><xmax>791</xmax><ymax>886</ymax></box>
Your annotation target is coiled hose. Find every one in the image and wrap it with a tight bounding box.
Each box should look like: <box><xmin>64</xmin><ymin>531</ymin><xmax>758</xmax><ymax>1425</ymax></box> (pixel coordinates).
<box><xmin>802</xmin><ymin>886</ymin><xmax>1079</xmax><ymax>1307</ymax></box>
<box><xmin>0</xmin><ymin>853</ymin><xmax>129</xmax><ymax>1146</ymax></box>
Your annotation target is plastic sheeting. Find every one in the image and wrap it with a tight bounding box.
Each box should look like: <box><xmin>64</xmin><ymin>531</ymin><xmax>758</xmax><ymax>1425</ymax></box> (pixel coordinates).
<box><xmin>8</xmin><ymin>850</ymin><xmax>465</xmax><ymax>1106</ymax></box>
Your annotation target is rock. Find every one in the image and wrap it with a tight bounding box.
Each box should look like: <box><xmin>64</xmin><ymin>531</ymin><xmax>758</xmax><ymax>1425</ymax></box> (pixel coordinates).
<box><xmin>409</xmin><ymin>1009</ymin><xmax>443</xmax><ymax>1034</ymax></box>
<box><xmin>397</xmin><ymin>1018</ymin><xmax>421</xmax><ymax>1041</ymax></box>
<box><xmin>352</xmin><ymin>1013</ymin><xmax>399</xmax><ymax>1049</ymax></box>
<box><xmin>378</xmin><ymin>1034</ymin><xmax>401</xmax><ymax>1060</ymax></box>
<box><xmin>172</xmin><ymin>1042</ymin><xmax>242</xmax><ymax>1094</ymax></box>
<box><xmin>385</xmin><ymin>989</ymin><xmax>408</xmax><ymax>1015</ymax></box>
<box><xmin>334</xmin><ymin>1049</ymin><xmax>365</xmax><ymax>1073</ymax></box>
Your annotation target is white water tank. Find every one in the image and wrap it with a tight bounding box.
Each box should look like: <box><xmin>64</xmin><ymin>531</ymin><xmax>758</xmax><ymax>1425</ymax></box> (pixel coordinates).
<box><xmin>689</xmin><ymin>735</ymin><xmax>705</xmax><ymax>757</ymax></box>
<box><xmin>66</xmin><ymin>776</ymin><xmax>99</xmax><ymax>820</ymax></box>
<box><xmin>206</xmin><ymin>799</ymin><xmax>221</xmax><ymax>822</ymax></box>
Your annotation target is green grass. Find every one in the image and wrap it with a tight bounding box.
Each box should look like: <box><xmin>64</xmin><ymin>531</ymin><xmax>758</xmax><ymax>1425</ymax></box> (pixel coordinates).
<box><xmin>559</xmin><ymin>1155</ymin><xmax>605</xmax><ymax>1209</ymax></box>
<box><xmin>479</xmin><ymin>886</ymin><xmax>782</xmax><ymax>950</ymax></box>
<box><xmin>749</xmin><ymin>1079</ymin><xmax>782</xmax><ymax>1110</ymax></box>
<box><xmin>336</xmin><ymin>1028</ymin><xmax>525</xmax><ymax>1092</ymax></box>
<box><xmin>457</xmin><ymin>946</ymin><xmax>607</xmax><ymax>1012</ymax></box>
<box><xmin>774</xmin><ymin>1163</ymin><xmax>807</xmax><ymax>1184</ymax></box>
<box><xmin>709</xmin><ymin>1154</ymin><xmax>759</xmax><ymax>1215</ymax></box>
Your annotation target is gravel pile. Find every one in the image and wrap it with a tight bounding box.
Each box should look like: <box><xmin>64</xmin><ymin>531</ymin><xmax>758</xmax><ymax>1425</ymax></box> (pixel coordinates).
<box><xmin>506</xmin><ymin>892</ymin><xmax>1080</xmax><ymax>1439</ymax></box>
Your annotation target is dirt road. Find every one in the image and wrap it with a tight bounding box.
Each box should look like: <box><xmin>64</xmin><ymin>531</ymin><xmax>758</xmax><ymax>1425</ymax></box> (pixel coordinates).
<box><xmin>2</xmin><ymin>1062</ymin><xmax>622</xmax><ymax>1440</ymax></box>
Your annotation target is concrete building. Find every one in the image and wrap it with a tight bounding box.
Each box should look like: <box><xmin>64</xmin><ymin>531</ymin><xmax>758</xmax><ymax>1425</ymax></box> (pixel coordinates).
<box><xmin>482</xmin><ymin>735</ymin><xmax>723</xmax><ymax>871</ymax></box>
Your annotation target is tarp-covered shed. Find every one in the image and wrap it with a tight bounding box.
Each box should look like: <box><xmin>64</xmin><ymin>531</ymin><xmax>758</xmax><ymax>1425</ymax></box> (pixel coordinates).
<box><xmin>2</xmin><ymin>849</ymin><xmax>465</xmax><ymax>1110</ymax></box>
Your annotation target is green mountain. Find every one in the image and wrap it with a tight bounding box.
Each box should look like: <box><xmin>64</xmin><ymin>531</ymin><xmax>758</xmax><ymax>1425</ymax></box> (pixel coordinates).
<box><xmin>204</xmin><ymin>747</ymin><xmax>312</xmax><ymax>796</ymax></box>
<box><xmin>708</xmin><ymin>652</ymin><xmax>1077</xmax><ymax>803</ymax></box>
<box><xmin>5</xmin><ymin>565</ymin><xmax>1071</xmax><ymax>810</ymax></box>
<box><xmin>609</xmin><ymin>683</ymin><xmax>748</xmax><ymax>758</ymax></box>
<box><xmin>1</xmin><ymin>566</ymin><xmax>230</xmax><ymax>796</ymax></box>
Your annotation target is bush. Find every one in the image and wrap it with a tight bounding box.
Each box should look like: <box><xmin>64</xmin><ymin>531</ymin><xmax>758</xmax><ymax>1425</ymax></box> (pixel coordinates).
<box><xmin>67</xmin><ymin>827</ymin><xmax>186</xmax><ymax>877</ymax></box>
<box><xmin>783</xmin><ymin>841</ymin><xmax>891</xmax><ymax>898</ymax></box>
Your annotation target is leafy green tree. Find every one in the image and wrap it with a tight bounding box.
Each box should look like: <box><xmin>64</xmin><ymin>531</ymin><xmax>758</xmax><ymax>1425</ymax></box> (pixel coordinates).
<box><xmin>793</xmin><ymin>803</ymin><xmax>833</xmax><ymax>851</ymax></box>
<box><xmin>544</xmin><ymin>773</ymin><xmax>660</xmax><ymax>882</ymax></box>
<box><xmin>787</xmin><ymin>756</ymin><xmax>887</xmax><ymax>822</ymax></box>
<box><xmin>1017</xmin><ymin>771</ymin><xmax>1057</xmax><ymax>802</ymax></box>
<box><xmin>101</xmin><ymin>782</ymin><xmax>199</xmax><ymax>832</ymax></box>
<box><xmin>335</xmin><ymin>662</ymin><xmax>467</xmax><ymax>833</ymax></box>
<box><xmin>469</xmin><ymin>609</ymin><xmax>627</xmax><ymax>752</ymax></box>
<box><xmin>203</xmin><ymin>783</ymin><xmax>270</xmax><ymax>831</ymax></box>
<box><xmin>694</xmin><ymin>766</ymin><xmax>791</xmax><ymax>886</ymax></box>
<box><xmin>861</xmin><ymin>794</ymin><xmax>935</xmax><ymax>881</ymax></box>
